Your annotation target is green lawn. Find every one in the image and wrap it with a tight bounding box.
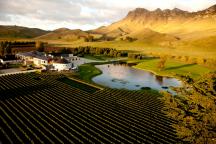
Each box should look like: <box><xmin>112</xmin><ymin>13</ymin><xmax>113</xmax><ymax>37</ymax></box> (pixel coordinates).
<box><xmin>9</xmin><ymin>64</ymin><xmax>22</xmax><ymax>68</ymax></box>
<box><xmin>77</xmin><ymin>63</ymin><xmax>102</xmax><ymax>82</ymax></box>
<box><xmin>133</xmin><ymin>59</ymin><xmax>212</xmax><ymax>79</ymax></box>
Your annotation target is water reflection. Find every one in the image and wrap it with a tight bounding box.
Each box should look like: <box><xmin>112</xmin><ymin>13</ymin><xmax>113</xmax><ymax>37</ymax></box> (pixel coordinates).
<box><xmin>92</xmin><ymin>64</ymin><xmax>182</xmax><ymax>94</ymax></box>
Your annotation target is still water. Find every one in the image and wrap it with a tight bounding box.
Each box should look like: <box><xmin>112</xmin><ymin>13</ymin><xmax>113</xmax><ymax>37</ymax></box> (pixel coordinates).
<box><xmin>92</xmin><ymin>64</ymin><xmax>182</xmax><ymax>94</ymax></box>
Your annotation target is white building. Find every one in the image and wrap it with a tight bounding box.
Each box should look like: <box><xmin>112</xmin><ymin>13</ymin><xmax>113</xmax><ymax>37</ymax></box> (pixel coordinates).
<box><xmin>16</xmin><ymin>51</ymin><xmax>48</xmax><ymax>67</ymax></box>
<box><xmin>0</xmin><ymin>59</ymin><xmax>3</xmax><ymax>64</ymax></box>
<box><xmin>52</xmin><ymin>58</ymin><xmax>72</xmax><ymax>71</ymax></box>
<box><xmin>16</xmin><ymin>51</ymin><xmax>74</xmax><ymax>71</ymax></box>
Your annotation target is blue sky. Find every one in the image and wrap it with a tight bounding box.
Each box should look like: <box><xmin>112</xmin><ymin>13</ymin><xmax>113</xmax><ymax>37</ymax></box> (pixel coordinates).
<box><xmin>0</xmin><ymin>0</ymin><xmax>215</xmax><ymax>30</ymax></box>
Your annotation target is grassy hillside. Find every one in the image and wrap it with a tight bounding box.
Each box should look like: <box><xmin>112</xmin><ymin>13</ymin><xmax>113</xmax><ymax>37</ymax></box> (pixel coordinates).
<box><xmin>0</xmin><ymin>25</ymin><xmax>48</xmax><ymax>38</ymax></box>
<box><xmin>87</xmin><ymin>5</ymin><xmax>216</xmax><ymax>58</ymax></box>
<box><xmin>36</xmin><ymin>28</ymin><xmax>87</xmax><ymax>41</ymax></box>
<box><xmin>46</xmin><ymin>40</ymin><xmax>216</xmax><ymax>59</ymax></box>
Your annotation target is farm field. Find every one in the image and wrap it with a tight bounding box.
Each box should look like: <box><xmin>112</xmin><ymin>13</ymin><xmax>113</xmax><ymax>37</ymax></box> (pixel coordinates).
<box><xmin>0</xmin><ymin>2</ymin><xmax>216</xmax><ymax>143</ymax></box>
<box><xmin>0</xmin><ymin>73</ymin><xmax>179</xmax><ymax>143</ymax></box>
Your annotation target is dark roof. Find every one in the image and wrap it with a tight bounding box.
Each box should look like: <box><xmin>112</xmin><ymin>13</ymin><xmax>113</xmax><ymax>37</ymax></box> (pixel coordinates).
<box><xmin>17</xmin><ymin>51</ymin><xmax>48</xmax><ymax>61</ymax></box>
<box><xmin>53</xmin><ymin>58</ymin><xmax>70</xmax><ymax>64</ymax></box>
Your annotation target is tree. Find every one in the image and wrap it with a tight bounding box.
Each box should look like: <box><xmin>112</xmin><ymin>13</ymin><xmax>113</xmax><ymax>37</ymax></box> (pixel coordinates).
<box><xmin>36</xmin><ymin>41</ymin><xmax>44</xmax><ymax>52</ymax></box>
<box><xmin>61</xmin><ymin>48</ymin><xmax>71</xmax><ymax>54</ymax></box>
<box><xmin>5</xmin><ymin>42</ymin><xmax>11</xmax><ymax>55</ymax></box>
<box><xmin>84</xmin><ymin>35</ymin><xmax>94</xmax><ymax>42</ymax></box>
<box><xmin>117</xmin><ymin>53</ymin><xmax>121</xmax><ymax>57</ymax></box>
<box><xmin>109</xmin><ymin>50</ymin><xmax>114</xmax><ymax>57</ymax></box>
<box><xmin>88</xmin><ymin>35</ymin><xmax>94</xmax><ymax>42</ymax></box>
<box><xmin>0</xmin><ymin>41</ymin><xmax>5</xmax><ymax>56</ymax></box>
<box><xmin>161</xmin><ymin>72</ymin><xmax>216</xmax><ymax>144</ymax></box>
<box><xmin>125</xmin><ymin>36</ymin><xmax>136</xmax><ymax>42</ymax></box>
<box><xmin>157</xmin><ymin>56</ymin><xmax>167</xmax><ymax>70</ymax></box>
<box><xmin>128</xmin><ymin>53</ymin><xmax>136</xmax><ymax>59</ymax></box>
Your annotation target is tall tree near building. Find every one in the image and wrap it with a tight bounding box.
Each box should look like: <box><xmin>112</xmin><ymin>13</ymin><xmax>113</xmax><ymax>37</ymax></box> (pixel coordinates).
<box><xmin>36</xmin><ymin>41</ymin><xmax>44</xmax><ymax>52</ymax></box>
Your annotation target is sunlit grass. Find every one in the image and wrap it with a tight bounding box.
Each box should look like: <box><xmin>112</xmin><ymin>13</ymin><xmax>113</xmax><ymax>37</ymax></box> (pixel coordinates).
<box><xmin>77</xmin><ymin>64</ymin><xmax>102</xmax><ymax>82</ymax></box>
<box><xmin>46</xmin><ymin>40</ymin><xmax>216</xmax><ymax>59</ymax></box>
<box><xmin>133</xmin><ymin>59</ymin><xmax>213</xmax><ymax>79</ymax></box>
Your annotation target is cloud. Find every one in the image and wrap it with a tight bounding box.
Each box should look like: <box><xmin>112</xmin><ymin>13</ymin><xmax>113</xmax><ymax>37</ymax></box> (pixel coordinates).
<box><xmin>0</xmin><ymin>0</ymin><xmax>215</xmax><ymax>30</ymax></box>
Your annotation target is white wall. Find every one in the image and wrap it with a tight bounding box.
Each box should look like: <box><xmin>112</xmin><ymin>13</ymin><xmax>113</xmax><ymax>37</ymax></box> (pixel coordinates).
<box><xmin>53</xmin><ymin>63</ymin><xmax>72</xmax><ymax>71</ymax></box>
<box><xmin>33</xmin><ymin>58</ymin><xmax>48</xmax><ymax>66</ymax></box>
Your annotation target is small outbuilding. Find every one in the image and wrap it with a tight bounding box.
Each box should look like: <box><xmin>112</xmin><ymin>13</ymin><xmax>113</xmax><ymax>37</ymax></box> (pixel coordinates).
<box><xmin>52</xmin><ymin>57</ymin><xmax>72</xmax><ymax>71</ymax></box>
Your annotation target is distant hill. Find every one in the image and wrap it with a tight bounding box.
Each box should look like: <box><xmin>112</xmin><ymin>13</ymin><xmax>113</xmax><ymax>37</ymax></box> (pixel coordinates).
<box><xmin>92</xmin><ymin>4</ymin><xmax>216</xmax><ymax>47</ymax></box>
<box><xmin>36</xmin><ymin>28</ymin><xmax>90</xmax><ymax>41</ymax></box>
<box><xmin>0</xmin><ymin>25</ymin><xmax>49</xmax><ymax>38</ymax></box>
<box><xmin>94</xmin><ymin>5</ymin><xmax>216</xmax><ymax>35</ymax></box>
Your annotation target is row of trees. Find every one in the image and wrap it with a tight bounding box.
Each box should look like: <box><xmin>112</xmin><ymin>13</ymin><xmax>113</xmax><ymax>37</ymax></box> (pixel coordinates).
<box><xmin>0</xmin><ymin>41</ymin><xmax>47</xmax><ymax>56</ymax></box>
<box><xmin>45</xmin><ymin>46</ymin><xmax>154</xmax><ymax>60</ymax></box>
<box><xmin>61</xmin><ymin>46</ymin><xmax>128</xmax><ymax>58</ymax></box>
<box><xmin>162</xmin><ymin>72</ymin><xmax>216</xmax><ymax>144</ymax></box>
<box><xmin>128</xmin><ymin>53</ymin><xmax>146</xmax><ymax>59</ymax></box>
<box><xmin>171</xmin><ymin>55</ymin><xmax>216</xmax><ymax>68</ymax></box>
<box><xmin>122</xmin><ymin>36</ymin><xmax>137</xmax><ymax>42</ymax></box>
<box><xmin>84</xmin><ymin>35</ymin><xmax>94</xmax><ymax>42</ymax></box>
<box><xmin>84</xmin><ymin>35</ymin><xmax>115</xmax><ymax>42</ymax></box>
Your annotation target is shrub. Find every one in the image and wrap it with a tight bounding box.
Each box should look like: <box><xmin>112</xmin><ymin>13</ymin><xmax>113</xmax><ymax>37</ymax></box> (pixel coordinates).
<box><xmin>157</xmin><ymin>56</ymin><xmax>167</xmax><ymax>71</ymax></box>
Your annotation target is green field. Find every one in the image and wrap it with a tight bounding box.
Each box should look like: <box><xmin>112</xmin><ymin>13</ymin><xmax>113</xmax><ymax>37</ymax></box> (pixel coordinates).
<box><xmin>77</xmin><ymin>63</ymin><xmax>102</xmax><ymax>82</ymax></box>
<box><xmin>133</xmin><ymin>58</ymin><xmax>212</xmax><ymax>79</ymax></box>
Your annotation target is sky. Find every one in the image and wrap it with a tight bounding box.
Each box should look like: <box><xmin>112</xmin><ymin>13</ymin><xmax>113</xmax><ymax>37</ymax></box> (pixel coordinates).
<box><xmin>0</xmin><ymin>0</ymin><xmax>216</xmax><ymax>30</ymax></box>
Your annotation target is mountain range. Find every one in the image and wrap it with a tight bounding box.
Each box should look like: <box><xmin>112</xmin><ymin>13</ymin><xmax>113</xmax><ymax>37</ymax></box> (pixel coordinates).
<box><xmin>93</xmin><ymin>5</ymin><xmax>216</xmax><ymax>46</ymax></box>
<box><xmin>0</xmin><ymin>4</ymin><xmax>216</xmax><ymax>49</ymax></box>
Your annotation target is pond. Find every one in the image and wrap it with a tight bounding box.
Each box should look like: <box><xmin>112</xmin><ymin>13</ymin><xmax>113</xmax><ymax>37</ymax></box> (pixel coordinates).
<box><xmin>92</xmin><ymin>64</ymin><xmax>182</xmax><ymax>94</ymax></box>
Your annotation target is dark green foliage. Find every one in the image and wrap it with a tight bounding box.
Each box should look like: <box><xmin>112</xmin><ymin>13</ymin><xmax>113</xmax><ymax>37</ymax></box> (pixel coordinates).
<box><xmin>36</xmin><ymin>41</ymin><xmax>45</xmax><ymax>52</ymax></box>
<box><xmin>141</xmin><ymin>87</ymin><xmax>151</xmax><ymax>90</ymax></box>
<box><xmin>128</xmin><ymin>53</ymin><xmax>143</xmax><ymax>59</ymax></box>
<box><xmin>70</xmin><ymin>46</ymin><xmax>124</xmax><ymax>58</ymax></box>
<box><xmin>162</xmin><ymin>72</ymin><xmax>216</xmax><ymax>144</ymax></box>
<box><xmin>60</xmin><ymin>48</ymin><xmax>72</xmax><ymax>54</ymax></box>
<box><xmin>0</xmin><ymin>41</ymin><xmax>37</xmax><ymax>56</ymax></box>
